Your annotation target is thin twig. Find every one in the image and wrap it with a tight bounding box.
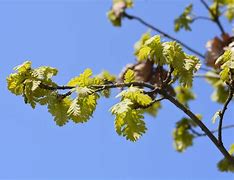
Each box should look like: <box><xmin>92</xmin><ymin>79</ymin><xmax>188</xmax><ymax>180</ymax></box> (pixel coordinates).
<box><xmin>163</xmin><ymin>67</ymin><xmax>174</xmax><ymax>85</ymax></box>
<box><xmin>191</xmin><ymin>124</ymin><xmax>234</xmax><ymax>137</ymax></box>
<box><xmin>192</xmin><ymin>16</ymin><xmax>213</xmax><ymax>22</ymax></box>
<box><xmin>123</xmin><ymin>12</ymin><xmax>205</xmax><ymax>59</ymax></box>
<box><xmin>136</xmin><ymin>97</ymin><xmax>165</xmax><ymax>109</ymax></box>
<box><xmin>194</xmin><ymin>73</ymin><xmax>220</xmax><ymax>79</ymax></box>
<box><xmin>218</xmin><ymin>86</ymin><xmax>233</xmax><ymax>145</ymax></box>
<box><xmin>199</xmin><ymin>67</ymin><xmax>214</xmax><ymax>72</ymax></box>
<box><xmin>200</xmin><ymin>0</ymin><xmax>225</xmax><ymax>34</ymax></box>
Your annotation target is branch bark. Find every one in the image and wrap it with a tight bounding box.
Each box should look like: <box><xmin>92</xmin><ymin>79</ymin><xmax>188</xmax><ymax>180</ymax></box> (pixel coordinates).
<box><xmin>218</xmin><ymin>87</ymin><xmax>234</xmax><ymax>145</ymax></box>
<box><xmin>158</xmin><ymin>89</ymin><xmax>234</xmax><ymax>165</ymax></box>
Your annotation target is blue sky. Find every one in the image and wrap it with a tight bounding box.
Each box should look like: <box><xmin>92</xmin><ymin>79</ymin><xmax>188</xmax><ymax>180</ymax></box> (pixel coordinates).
<box><xmin>0</xmin><ymin>0</ymin><xmax>234</xmax><ymax>179</ymax></box>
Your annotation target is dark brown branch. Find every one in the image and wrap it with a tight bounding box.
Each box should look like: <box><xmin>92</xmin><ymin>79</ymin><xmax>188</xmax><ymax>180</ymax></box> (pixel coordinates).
<box><xmin>200</xmin><ymin>0</ymin><xmax>225</xmax><ymax>34</ymax></box>
<box><xmin>122</xmin><ymin>12</ymin><xmax>205</xmax><ymax>59</ymax></box>
<box><xmin>158</xmin><ymin>89</ymin><xmax>234</xmax><ymax>165</ymax></box>
<box><xmin>218</xmin><ymin>87</ymin><xmax>233</xmax><ymax>145</ymax></box>
<box><xmin>40</xmin><ymin>82</ymin><xmax>155</xmax><ymax>92</ymax></box>
<box><xmin>90</xmin><ymin>82</ymin><xmax>155</xmax><ymax>90</ymax></box>
<box><xmin>39</xmin><ymin>83</ymin><xmax>74</xmax><ymax>90</ymax></box>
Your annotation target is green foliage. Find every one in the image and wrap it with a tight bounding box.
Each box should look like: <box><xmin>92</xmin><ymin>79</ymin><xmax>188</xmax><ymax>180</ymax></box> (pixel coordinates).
<box><xmin>134</xmin><ymin>34</ymin><xmax>200</xmax><ymax>87</ymax></box>
<box><xmin>7</xmin><ymin>62</ymin><xmax>109</xmax><ymax>126</ymax></box>
<box><xmin>48</xmin><ymin>95</ymin><xmax>71</xmax><ymax>126</ymax></box>
<box><xmin>217</xmin><ymin>144</ymin><xmax>234</xmax><ymax>172</ymax></box>
<box><xmin>134</xmin><ymin>31</ymin><xmax>151</xmax><ymax>56</ymax></box>
<box><xmin>212</xmin><ymin>110</ymin><xmax>221</xmax><ymax>124</ymax></box>
<box><xmin>7</xmin><ymin>1</ymin><xmax>234</xmax><ymax>174</ymax></box>
<box><xmin>174</xmin><ymin>4</ymin><xmax>193</xmax><ymax>32</ymax></box>
<box><xmin>212</xmin><ymin>0</ymin><xmax>234</xmax><ymax>21</ymax></box>
<box><xmin>107</xmin><ymin>0</ymin><xmax>133</xmax><ymax>26</ymax></box>
<box><xmin>67</xmin><ymin>68</ymin><xmax>93</xmax><ymax>87</ymax></box>
<box><xmin>225</xmin><ymin>3</ymin><xmax>234</xmax><ymax>21</ymax></box>
<box><xmin>7</xmin><ymin>61</ymin><xmax>58</xmax><ymax>108</ymax></box>
<box><xmin>175</xmin><ymin>86</ymin><xmax>195</xmax><ymax>107</ymax></box>
<box><xmin>136</xmin><ymin>35</ymin><xmax>165</xmax><ymax>65</ymax></box>
<box><xmin>216</xmin><ymin>50</ymin><xmax>234</xmax><ymax>83</ymax></box>
<box><xmin>124</xmin><ymin>69</ymin><xmax>135</xmax><ymax>83</ymax></box>
<box><xmin>163</xmin><ymin>42</ymin><xmax>200</xmax><ymax>87</ymax></box>
<box><xmin>69</xmin><ymin>87</ymin><xmax>99</xmax><ymax>123</ymax></box>
<box><xmin>117</xmin><ymin>86</ymin><xmax>152</xmax><ymax>106</ymax></box>
<box><xmin>205</xmin><ymin>71</ymin><xmax>229</xmax><ymax>104</ymax></box>
<box><xmin>173</xmin><ymin>118</ymin><xmax>197</xmax><ymax>152</ymax></box>
<box><xmin>205</xmin><ymin>49</ymin><xmax>234</xmax><ymax>103</ymax></box>
<box><xmin>111</xmin><ymin>98</ymin><xmax>147</xmax><ymax>141</ymax></box>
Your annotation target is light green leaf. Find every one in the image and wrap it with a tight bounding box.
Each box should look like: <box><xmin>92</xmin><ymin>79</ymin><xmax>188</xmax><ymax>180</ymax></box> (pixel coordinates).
<box><xmin>67</xmin><ymin>68</ymin><xmax>93</xmax><ymax>87</ymax></box>
<box><xmin>70</xmin><ymin>94</ymin><xmax>99</xmax><ymax>123</ymax></box>
<box><xmin>212</xmin><ymin>110</ymin><xmax>221</xmax><ymax>124</ymax></box>
<box><xmin>48</xmin><ymin>96</ymin><xmax>71</xmax><ymax>126</ymax></box>
<box><xmin>67</xmin><ymin>97</ymin><xmax>81</xmax><ymax>116</ymax></box>
<box><xmin>124</xmin><ymin>69</ymin><xmax>135</xmax><ymax>83</ymax></box>
<box><xmin>14</xmin><ymin>61</ymin><xmax>32</xmax><ymax>73</ymax></box>
<box><xmin>229</xmin><ymin>144</ymin><xmax>234</xmax><ymax>155</ymax></box>
<box><xmin>175</xmin><ymin>86</ymin><xmax>195</xmax><ymax>107</ymax></box>
<box><xmin>174</xmin><ymin>4</ymin><xmax>193</xmax><ymax>32</ymax></box>
<box><xmin>173</xmin><ymin>118</ymin><xmax>195</xmax><ymax>152</ymax></box>
<box><xmin>114</xmin><ymin>109</ymin><xmax>147</xmax><ymax>141</ymax></box>
<box><xmin>116</xmin><ymin>86</ymin><xmax>152</xmax><ymax>106</ymax></box>
<box><xmin>110</xmin><ymin>98</ymin><xmax>133</xmax><ymax>114</ymax></box>
<box><xmin>137</xmin><ymin>46</ymin><xmax>151</xmax><ymax>61</ymax></box>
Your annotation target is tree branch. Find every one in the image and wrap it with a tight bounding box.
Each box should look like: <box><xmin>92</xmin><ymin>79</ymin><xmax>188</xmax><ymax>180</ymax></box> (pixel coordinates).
<box><xmin>218</xmin><ymin>86</ymin><xmax>233</xmax><ymax>145</ymax></box>
<box><xmin>122</xmin><ymin>12</ymin><xmax>205</xmax><ymax>59</ymax></box>
<box><xmin>194</xmin><ymin>73</ymin><xmax>220</xmax><ymax>79</ymax></box>
<box><xmin>192</xmin><ymin>16</ymin><xmax>213</xmax><ymax>22</ymax></box>
<box><xmin>191</xmin><ymin>124</ymin><xmax>234</xmax><ymax>137</ymax></box>
<box><xmin>136</xmin><ymin>97</ymin><xmax>165</xmax><ymax>109</ymax></box>
<box><xmin>158</xmin><ymin>89</ymin><xmax>234</xmax><ymax>165</ymax></box>
<box><xmin>200</xmin><ymin>0</ymin><xmax>225</xmax><ymax>34</ymax></box>
<box><xmin>39</xmin><ymin>80</ymin><xmax>234</xmax><ymax>164</ymax></box>
<box><xmin>40</xmin><ymin>81</ymin><xmax>156</xmax><ymax>92</ymax></box>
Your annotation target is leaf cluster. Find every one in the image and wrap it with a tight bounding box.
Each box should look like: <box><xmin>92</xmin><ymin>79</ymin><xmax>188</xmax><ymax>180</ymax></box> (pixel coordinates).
<box><xmin>7</xmin><ymin>61</ymin><xmax>116</xmax><ymax>126</ymax></box>
<box><xmin>217</xmin><ymin>144</ymin><xmax>234</xmax><ymax>172</ymax></box>
<box><xmin>135</xmin><ymin>33</ymin><xmax>201</xmax><ymax>87</ymax></box>
<box><xmin>173</xmin><ymin>118</ymin><xmax>198</xmax><ymax>152</ymax></box>
<box><xmin>174</xmin><ymin>4</ymin><xmax>193</xmax><ymax>32</ymax></box>
<box><xmin>107</xmin><ymin>0</ymin><xmax>133</xmax><ymax>26</ymax></box>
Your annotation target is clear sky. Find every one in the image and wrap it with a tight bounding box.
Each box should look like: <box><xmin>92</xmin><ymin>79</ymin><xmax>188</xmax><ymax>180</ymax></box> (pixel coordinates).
<box><xmin>0</xmin><ymin>0</ymin><xmax>234</xmax><ymax>179</ymax></box>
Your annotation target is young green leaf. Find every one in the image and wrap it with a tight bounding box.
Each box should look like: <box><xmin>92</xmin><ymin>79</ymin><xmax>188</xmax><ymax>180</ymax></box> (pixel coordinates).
<box><xmin>212</xmin><ymin>110</ymin><xmax>221</xmax><ymax>124</ymax></box>
<box><xmin>124</xmin><ymin>69</ymin><xmax>135</xmax><ymax>83</ymax></box>
<box><xmin>174</xmin><ymin>4</ymin><xmax>193</xmax><ymax>32</ymax></box>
